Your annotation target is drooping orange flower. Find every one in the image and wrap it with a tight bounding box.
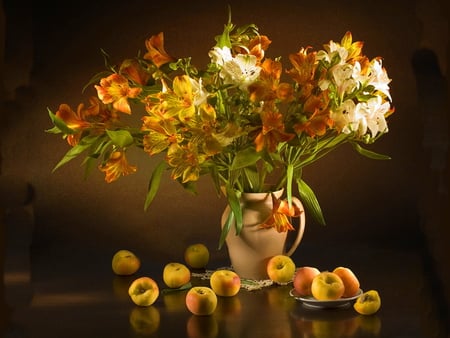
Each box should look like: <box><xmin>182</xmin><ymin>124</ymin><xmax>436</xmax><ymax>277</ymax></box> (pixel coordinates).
<box><xmin>98</xmin><ymin>151</ymin><xmax>137</xmax><ymax>183</ymax></box>
<box><xmin>144</xmin><ymin>32</ymin><xmax>175</xmax><ymax>68</ymax></box>
<box><xmin>55</xmin><ymin>97</ymin><xmax>116</xmax><ymax>146</ymax></box>
<box><xmin>261</xmin><ymin>194</ymin><xmax>303</xmax><ymax>232</ymax></box>
<box><xmin>254</xmin><ymin>108</ymin><xmax>294</xmax><ymax>152</ymax></box>
<box><xmin>95</xmin><ymin>73</ymin><xmax>142</xmax><ymax>114</ymax></box>
<box><xmin>119</xmin><ymin>58</ymin><xmax>152</xmax><ymax>85</ymax></box>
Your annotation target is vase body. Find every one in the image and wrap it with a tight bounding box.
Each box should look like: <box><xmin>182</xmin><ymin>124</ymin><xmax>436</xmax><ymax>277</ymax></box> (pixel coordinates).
<box><xmin>221</xmin><ymin>190</ymin><xmax>305</xmax><ymax>280</ymax></box>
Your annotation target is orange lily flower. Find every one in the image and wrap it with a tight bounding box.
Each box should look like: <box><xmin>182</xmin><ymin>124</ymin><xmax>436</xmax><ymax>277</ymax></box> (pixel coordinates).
<box><xmin>95</xmin><ymin>73</ymin><xmax>142</xmax><ymax>114</ymax></box>
<box><xmin>98</xmin><ymin>151</ymin><xmax>137</xmax><ymax>183</ymax></box>
<box><xmin>339</xmin><ymin>31</ymin><xmax>364</xmax><ymax>62</ymax></box>
<box><xmin>294</xmin><ymin>93</ymin><xmax>333</xmax><ymax>137</ymax></box>
<box><xmin>144</xmin><ymin>32</ymin><xmax>175</xmax><ymax>68</ymax></box>
<box><xmin>287</xmin><ymin>47</ymin><xmax>317</xmax><ymax>87</ymax></box>
<box><xmin>166</xmin><ymin>143</ymin><xmax>207</xmax><ymax>183</ymax></box>
<box><xmin>261</xmin><ymin>194</ymin><xmax>303</xmax><ymax>232</ymax></box>
<box><xmin>249</xmin><ymin>58</ymin><xmax>293</xmax><ymax>102</ymax></box>
<box><xmin>255</xmin><ymin>109</ymin><xmax>294</xmax><ymax>152</ymax></box>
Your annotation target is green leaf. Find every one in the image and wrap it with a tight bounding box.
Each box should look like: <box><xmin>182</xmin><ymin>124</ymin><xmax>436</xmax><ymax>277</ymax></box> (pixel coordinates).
<box><xmin>144</xmin><ymin>160</ymin><xmax>166</xmax><ymax>211</ymax></box>
<box><xmin>52</xmin><ymin>136</ymin><xmax>100</xmax><ymax>172</ymax></box>
<box><xmin>106</xmin><ymin>129</ymin><xmax>134</xmax><ymax>148</ymax></box>
<box><xmin>231</xmin><ymin>147</ymin><xmax>261</xmax><ymax>170</ymax></box>
<box><xmin>351</xmin><ymin>142</ymin><xmax>391</xmax><ymax>160</ymax></box>
<box><xmin>161</xmin><ymin>282</ymin><xmax>192</xmax><ymax>294</ymax></box>
<box><xmin>226</xmin><ymin>186</ymin><xmax>242</xmax><ymax>235</ymax></box>
<box><xmin>286</xmin><ymin>164</ymin><xmax>294</xmax><ymax>207</ymax></box>
<box><xmin>219</xmin><ymin>209</ymin><xmax>234</xmax><ymax>250</ymax></box>
<box><xmin>296</xmin><ymin>178</ymin><xmax>326</xmax><ymax>225</ymax></box>
<box><xmin>47</xmin><ymin>109</ymin><xmax>76</xmax><ymax>134</ymax></box>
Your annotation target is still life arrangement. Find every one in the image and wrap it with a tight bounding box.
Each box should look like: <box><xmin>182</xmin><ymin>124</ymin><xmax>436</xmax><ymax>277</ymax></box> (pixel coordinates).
<box><xmin>47</xmin><ymin>11</ymin><xmax>394</xmax><ymax>281</ymax></box>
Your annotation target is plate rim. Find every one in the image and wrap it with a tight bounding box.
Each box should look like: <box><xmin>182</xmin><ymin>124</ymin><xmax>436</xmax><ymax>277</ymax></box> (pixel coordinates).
<box><xmin>289</xmin><ymin>288</ymin><xmax>363</xmax><ymax>307</ymax></box>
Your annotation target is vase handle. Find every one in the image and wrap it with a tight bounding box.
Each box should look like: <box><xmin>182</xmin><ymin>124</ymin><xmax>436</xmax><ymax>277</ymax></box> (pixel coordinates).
<box><xmin>284</xmin><ymin>197</ymin><xmax>306</xmax><ymax>257</ymax></box>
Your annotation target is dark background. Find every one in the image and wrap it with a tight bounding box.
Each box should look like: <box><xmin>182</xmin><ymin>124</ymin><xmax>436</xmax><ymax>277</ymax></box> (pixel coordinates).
<box><xmin>0</xmin><ymin>0</ymin><xmax>449</xmax><ymax>334</ymax></box>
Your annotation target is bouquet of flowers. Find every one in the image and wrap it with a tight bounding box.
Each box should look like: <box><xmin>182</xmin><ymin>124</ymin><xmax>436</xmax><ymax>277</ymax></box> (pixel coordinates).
<box><xmin>47</xmin><ymin>11</ymin><xmax>394</xmax><ymax>248</ymax></box>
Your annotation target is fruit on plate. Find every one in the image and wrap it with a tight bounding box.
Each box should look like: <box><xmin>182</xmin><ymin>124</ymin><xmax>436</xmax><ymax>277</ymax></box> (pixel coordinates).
<box><xmin>163</xmin><ymin>262</ymin><xmax>191</xmax><ymax>288</ymax></box>
<box><xmin>185</xmin><ymin>286</ymin><xmax>218</xmax><ymax>316</ymax></box>
<box><xmin>266</xmin><ymin>254</ymin><xmax>296</xmax><ymax>284</ymax></box>
<box><xmin>311</xmin><ymin>271</ymin><xmax>345</xmax><ymax>300</ymax></box>
<box><xmin>293</xmin><ymin>266</ymin><xmax>320</xmax><ymax>296</ymax></box>
<box><xmin>333</xmin><ymin>266</ymin><xmax>360</xmax><ymax>297</ymax></box>
<box><xmin>112</xmin><ymin>249</ymin><xmax>141</xmax><ymax>276</ymax></box>
<box><xmin>210</xmin><ymin>270</ymin><xmax>241</xmax><ymax>297</ymax></box>
<box><xmin>353</xmin><ymin>290</ymin><xmax>381</xmax><ymax>315</ymax></box>
<box><xmin>184</xmin><ymin>243</ymin><xmax>210</xmax><ymax>269</ymax></box>
<box><xmin>128</xmin><ymin>276</ymin><xmax>160</xmax><ymax>306</ymax></box>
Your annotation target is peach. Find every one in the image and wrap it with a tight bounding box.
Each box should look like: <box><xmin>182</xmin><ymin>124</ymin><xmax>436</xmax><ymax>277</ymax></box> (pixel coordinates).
<box><xmin>293</xmin><ymin>266</ymin><xmax>320</xmax><ymax>296</ymax></box>
<box><xmin>333</xmin><ymin>266</ymin><xmax>360</xmax><ymax>297</ymax></box>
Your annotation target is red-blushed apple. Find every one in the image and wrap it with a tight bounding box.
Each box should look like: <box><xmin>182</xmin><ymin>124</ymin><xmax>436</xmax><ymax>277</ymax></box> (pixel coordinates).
<box><xmin>293</xmin><ymin>266</ymin><xmax>320</xmax><ymax>296</ymax></box>
<box><xmin>311</xmin><ymin>271</ymin><xmax>345</xmax><ymax>300</ymax></box>
<box><xmin>185</xmin><ymin>286</ymin><xmax>218</xmax><ymax>316</ymax></box>
<box><xmin>333</xmin><ymin>266</ymin><xmax>360</xmax><ymax>297</ymax></box>
<box><xmin>112</xmin><ymin>249</ymin><xmax>141</xmax><ymax>276</ymax></box>
<box><xmin>210</xmin><ymin>270</ymin><xmax>241</xmax><ymax>297</ymax></box>
<box><xmin>184</xmin><ymin>243</ymin><xmax>210</xmax><ymax>269</ymax></box>
<box><xmin>128</xmin><ymin>276</ymin><xmax>159</xmax><ymax>306</ymax></box>
<box><xmin>266</xmin><ymin>255</ymin><xmax>296</xmax><ymax>284</ymax></box>
<box><xmin>163</xmin><ymin>262</ymin><xmax>191</xmax><ymax>288</ymax></box>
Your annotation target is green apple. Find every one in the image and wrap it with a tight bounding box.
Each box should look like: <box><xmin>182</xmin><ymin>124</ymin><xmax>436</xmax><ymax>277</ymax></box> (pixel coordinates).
<box><xmin>163</xmin><ymin>262</ymin><xmax>191</xmax><ymax>288</ymax></box>
<box><xmin>210</xmin><ymin>270</ymin><xmax>241</xmax><ymax>297</ymax></box>
<box><xmin>266</xmin><ymin>255</ymin><xmax>296</xmax><ymax>284</ymax></box>
<box><xmin>311</xmin><ymin>271</ymin><xmax>345</xmax><ymax>300</ymax></box>
<box><xmin>184</xmin><ymin>243</ymin><xmax>210</xmax><ymax>269</ymax></box>
<box><xmin>112</xmin><ymin>249</ymin><xmax>141</xmax><ymax>276</ymax></box>
<box><xmin>185</xmin><ymin>286</ymin><xmax>217</xmax><ymax>316</ymax></box>
<box><xmin>128</xmin><ymin>276</ymin><xmax>159</xmax><ymax>306</ymax></box>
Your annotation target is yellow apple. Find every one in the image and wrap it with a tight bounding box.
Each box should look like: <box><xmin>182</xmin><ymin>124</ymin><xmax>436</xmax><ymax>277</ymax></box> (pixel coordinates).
<box><xmin>311</xmin><ymin>271</ymin><xmax>345</xmax><ymax>300</ymax></box>
<box><xmin>353</xmin><ymin>290</ymin><xmax>381</xmax><ymax>315</ymax></box>
<box><xmin>163</xmin><ymin>262</ymin><xmax>191</xmax><ymax>288</ymax></box>
<box><xmin>184</xmin><ymin>243</ymin><xmax>210</xmax><ymax>269</ymax></box>
<box><xmin>185</xmin><ymin>286</ymin><xmax>218</xmax><ymax>316</ymax></box>
<box><xmin>210</xmin><ymin>270</ymin><xmax>241</xmax><ymax>297</ymax></box>
<box><xmin>129</xmin><ymin>306</ymin><xmax>160</xmax><ymax>335</ymax></box>
<box><xmin>333</xmin><ymin>266</ymin><xmax>360</xmax><ymax>297</ymax></box>
<box><xmin>111</xmin><ymin>249</ymin><xmax>141</xmax><ymax>276</ymax></box>
<box><xmin>293</xmin><ymin>266</ymin><xmax>320</xmax><ymax>296</ymax></box>
<box><xmin>128</xmin><ymin>276</ymin><xmax>159</xmax><ymax>306</ymax></box>
<box><xmin>266</xmin><ymin>255</ymin><xmax>296</xmax><ymax>284</ymax></box>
